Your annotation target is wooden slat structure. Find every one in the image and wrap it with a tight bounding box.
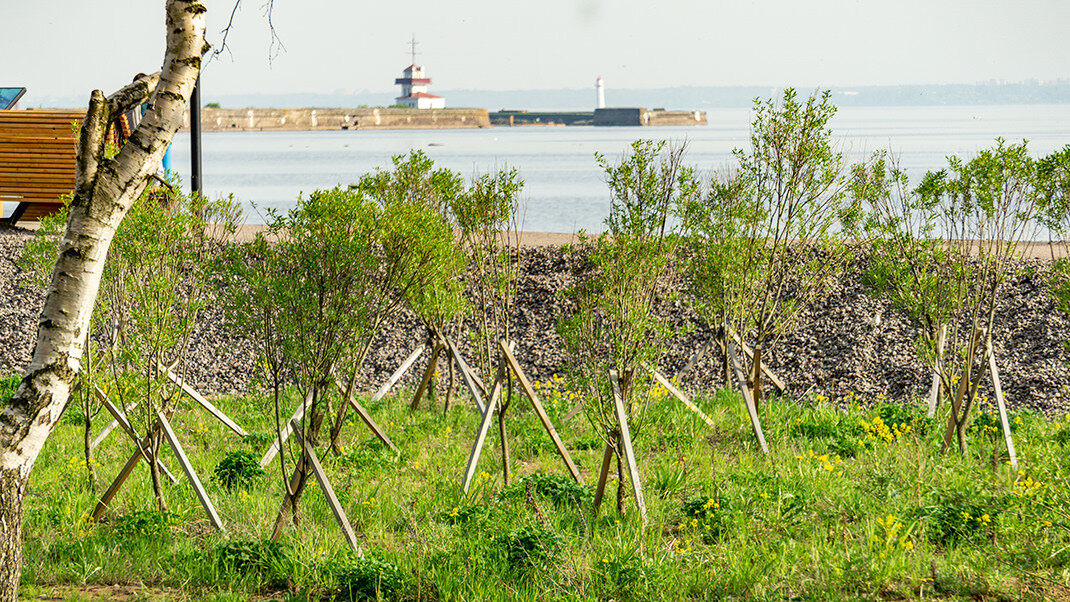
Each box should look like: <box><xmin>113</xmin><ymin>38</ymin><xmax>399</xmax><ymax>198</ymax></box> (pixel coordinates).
<box><xmin>0</xmin><ymin>110</ymin><xmax>83</xmax><ymax>224</ymax></box>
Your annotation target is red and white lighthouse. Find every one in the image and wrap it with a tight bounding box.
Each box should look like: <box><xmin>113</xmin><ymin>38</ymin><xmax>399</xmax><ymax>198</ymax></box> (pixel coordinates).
<box><xmin>395</xmin><ymin>63</ymin><xmax>445</xmax><ymax>109</ymax></box>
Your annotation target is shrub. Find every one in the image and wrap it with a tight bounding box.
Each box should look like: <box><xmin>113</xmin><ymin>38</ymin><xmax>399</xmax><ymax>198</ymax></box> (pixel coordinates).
<box><xmin>500</xmin><ymin>473</ymin><xmax>592</xmax><ymax>508</ymax></box>
<box><xmin>113</xmin><ymin>509</ymin><xmax>177</xmax><ymax>538</ymax></box>
<box><xmin>493</xmin><ymin>524</ymin><xmax>560</xmax><ymax>571</ymax></box>
<box><xmin>332</xmin><ymin>556</ymin><xmax>408</xmax><ymax>601</ymax></box>
<box><xmin>876</xmin><ymin>403</ymin><xmax>934</xmax><ymax>436</ymax></box>
<box><xmin>1053</xmin><ymin>423</ymin><xmax>1070</xmax><ymax>446</ymax></box>
<box><xmin>214</xmin><ymin>539</ymin><xmax>288</xmax><ymax>578</ymax></box>
<box><xmin>214</xmin><ymin>450</ymin><xmax>264</xmax><ymax>490</ymax></box>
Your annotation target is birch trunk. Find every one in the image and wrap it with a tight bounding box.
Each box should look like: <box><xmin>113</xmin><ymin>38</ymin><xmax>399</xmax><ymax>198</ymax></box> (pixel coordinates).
<box><xmin>0</xmin><ymin>3</ymin><xmax>207</xmax><ymax>600</ymax></box>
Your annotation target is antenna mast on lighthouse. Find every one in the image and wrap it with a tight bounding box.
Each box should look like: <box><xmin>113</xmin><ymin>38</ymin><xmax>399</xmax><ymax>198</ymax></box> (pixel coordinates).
<box><xmin>408</xmin><ymin>34</ymin><xmax>420</xmax><ymax>64</ymax></box>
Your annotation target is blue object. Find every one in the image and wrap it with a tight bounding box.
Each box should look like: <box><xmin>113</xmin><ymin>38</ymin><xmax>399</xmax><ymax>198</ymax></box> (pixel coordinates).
<box><xmin>162</xmin><ymin>145</ymin><xmax>172</xmax><ymax>173</ymax></box>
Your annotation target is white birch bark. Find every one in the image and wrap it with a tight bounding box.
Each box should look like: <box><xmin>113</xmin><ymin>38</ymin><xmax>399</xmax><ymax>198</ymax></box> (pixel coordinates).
<box><xmin>0</xmin><ymin>3</ymin><xmax>207</xmax><ymax>600</ymax></box>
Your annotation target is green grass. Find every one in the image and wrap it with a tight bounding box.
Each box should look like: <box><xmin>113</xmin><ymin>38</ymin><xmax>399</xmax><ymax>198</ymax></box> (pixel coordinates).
<box><xmin>15</xmin><ymin>376</ymin><xmax>1070</xmax><ymax>600</ymax></box>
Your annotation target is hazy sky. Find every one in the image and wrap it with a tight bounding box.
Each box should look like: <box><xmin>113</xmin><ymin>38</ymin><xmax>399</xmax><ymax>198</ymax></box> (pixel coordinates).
<box><xmin>4</xmin><ymin>0</ymin><xmax>1069</xmax><ymax>105</ymax></box>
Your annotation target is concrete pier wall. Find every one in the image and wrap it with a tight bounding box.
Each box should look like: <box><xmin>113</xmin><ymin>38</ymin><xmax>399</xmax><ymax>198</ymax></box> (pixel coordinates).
<box><xmin>182</xmin><ymin>107</ymin><xmax>490</xmax><ymax>131</ymax></box>
<box><xmin>593</xmin><ymin>107</ymin><xmax>708</xmax><ymax>126</ymax></box>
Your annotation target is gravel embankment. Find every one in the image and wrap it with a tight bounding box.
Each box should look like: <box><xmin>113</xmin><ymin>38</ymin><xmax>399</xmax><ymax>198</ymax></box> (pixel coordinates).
<box><xmin>3</xmin><ymin>227</ymin><xmax>1069</xmax><ymax>417</ymax></box>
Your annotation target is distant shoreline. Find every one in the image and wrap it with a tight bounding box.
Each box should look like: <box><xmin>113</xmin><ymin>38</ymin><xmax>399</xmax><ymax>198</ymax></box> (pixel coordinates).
<box><xmin>222</xmin><ymin>225</ymin><xmax>1070</xmax><ymax>259</ymax></box>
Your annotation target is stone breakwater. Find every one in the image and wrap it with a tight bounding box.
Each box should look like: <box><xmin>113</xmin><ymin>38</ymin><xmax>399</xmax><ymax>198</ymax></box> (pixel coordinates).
<box><xmin>181</xmin><ymin>107</ymin><xmax>491</xmax><ymax>132</ymax></box>
<box><xmin>3</xmin><ymin>227</ymin><xmax>1069</xmax><ymax>417</ymax></box>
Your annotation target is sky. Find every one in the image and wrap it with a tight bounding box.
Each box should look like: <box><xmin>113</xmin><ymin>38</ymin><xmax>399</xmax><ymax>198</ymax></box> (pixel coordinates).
<box><xmin>4</xmin><ymin>0</ymin><xmax>1070</xmax><ymax>106</ymax></box>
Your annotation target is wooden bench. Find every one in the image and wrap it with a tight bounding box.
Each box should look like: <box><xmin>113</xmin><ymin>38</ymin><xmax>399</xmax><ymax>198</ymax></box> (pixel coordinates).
<box><xmin>0</xmin><ymin>110</ymin><xmax>84</xmax><ymax>225</ymax></box>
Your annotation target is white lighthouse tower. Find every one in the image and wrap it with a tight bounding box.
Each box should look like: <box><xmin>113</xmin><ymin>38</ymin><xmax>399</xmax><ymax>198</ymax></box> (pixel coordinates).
<box><xmin>595</xmin><ymin>76</ymin><xmax>606</xmax><ymax>109</ymax></box>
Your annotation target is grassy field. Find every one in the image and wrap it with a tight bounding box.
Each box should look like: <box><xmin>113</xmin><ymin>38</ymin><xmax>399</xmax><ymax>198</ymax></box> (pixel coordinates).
<box><xmin>5</xmin><ymin>372</ymin><xmax>1070</xmax><ymax>601</ymax></box>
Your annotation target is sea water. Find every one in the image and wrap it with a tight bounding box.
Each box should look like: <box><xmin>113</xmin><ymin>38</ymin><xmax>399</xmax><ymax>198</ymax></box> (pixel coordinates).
<box><xmin>167</xmin><ymin>104</ymin><xmax>1070</xmax><ymax>233</ymax></box>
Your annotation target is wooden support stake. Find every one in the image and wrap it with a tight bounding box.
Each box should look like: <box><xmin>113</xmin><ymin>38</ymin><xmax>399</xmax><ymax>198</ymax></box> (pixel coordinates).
<box><xmin>157</xmin><ymin>411</ymin><xmax>225</xmax><ymax>532</ymax></box>
<box><xmin>646</xmin><ymin>367</ymin><xmax>715</xmax><ymax>427</ymax></box>
<box><xmin>260</xmin><ymin>389</ymin><xmax>312</xmax><ymax>468</ymax></box>
<box><xmin>91</xmin><ymin>430</ymin><xmax>156</xmax><ymax>522</ymax></box>
<box><xmin>97</xmin><ymin>387</ymin><xmax>177</xmax><ymax>483</ymax></box>
<box><xmin>610</xmin><ymin>370</ymin><xmax>647</xmax><ymax>524</ymax></box>
<box><xmin>370</xmin><ymin>342</ymin><xmax>426</xmax><ymax>404</ymax></box>
<box><xmin>499</xmin><ymin>339</ymin><xmax>583</xmax><ymax>484</ymax></box>
<box><xmin>987</xmin><ymin>336</ymin><xmax>1018</xmax><ymax>469</ymax></box>
<box><xmin>333</xmin><ymin>377</ymin><xmax>398</xmax><ymax>453</ymax></box>
<box><xmin>591</xmin><ymin>433</ymin><xmax>616</xmax><ymax>517</ymax></box>
<box><xmin>446</xmin><ymin>337</ymin><xmax>486</xmax><ymax>413</ymax></box>
<box><xmin>927</xmin><ymin>324</ymin><xmax>947</xmax><ymax>418</ymax></box>
<box><xmin>562</xmin><ymin>399</ymin><xmax>586</xmax><ymax>423</ymax></box>
<box><xmin>460</xmin><ymin>369</ymin><xmax>507</xmax><ymax>493</ymax></box>
<box><xmin>673</xmin><ymin>338</ymin><xmax>714</xmax><ymax>383</ymax></box>
<box><xmin>291</xmin><ymin>419</ymin><xmax>361</xmax><ymax>553</ymax></box>
<box><xmin>726</xmin><ymin>339</ymin><xmax>769</xmax><ymax>454</ymax></box>
<box><xmin>160</xmin><ymin>364</ymin><xmax>246</xmax><ymax>437</ymax></box>
<box><xmin>728</xmin><ymin>331</ymin><xmax>786</xmax><ymax>394</ymax></box>
<box><xmin>91</xmin><ymin>399</ymin><xmax>138</xmax><ymax>450</ymax></box>
<box><xmin>411</xmin><ymin>342</ymin><xmax>444</xmax><ymax>411</ymax></box>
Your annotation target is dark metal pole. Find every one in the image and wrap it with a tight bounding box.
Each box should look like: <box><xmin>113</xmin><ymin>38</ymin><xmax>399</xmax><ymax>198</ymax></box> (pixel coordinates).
<box><xmin>190</xmin><ymin>75</ymin><xmax>202</xmax><ymax>195</ymax></box>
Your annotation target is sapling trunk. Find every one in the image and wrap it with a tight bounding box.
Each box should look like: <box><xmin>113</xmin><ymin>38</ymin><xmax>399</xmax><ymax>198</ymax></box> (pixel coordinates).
<box><xmin>82</xmin><ymin>400</ymin><xmax>97</xmax><ymax>491</ymax></box>
<box><xmin>308</xmin><ymin>402</ymin><xmax>325</xmax><ymax>448</ymax></box>
<box><xmin>722</xmin><ymin>337</ymin><xmax>731</xmax><ymax>386</ymax></box>
<box><xmin>499</xmin><ymin>371</ymin><xmax>512</xmax><ymax>485</ymax></box>
<box><xmin>148</xmin><ymin>435</ymin><xmax>167</xmax><ymax>512</ymax></box>
<box><xmin>273</xmin><ymin>383</ymin><xmax>334</xmax><ymax>535</ymax></box>
<box><xmin>271</xmin><ymin>455</ymin><xmax>311</xmax><ymax>540</ymax></box>
<box><xmin>445</xmin><ymin>353</ymin><xmax>455</xmax><ymax>411</ymax></box>
<box><xmin>616</xmin><ymin>448</ymin><xmax>625</xmax><ymax>515</ymax></box>
<box><xmin>428</xmin><ymin>356</ymin><xmax>438</xmax><ymax>409</ymax></box>
<box><xmin>272</xmin><ymin>379</ymin><xmax>292</xmax><ymax>497</ymax></box>
<box><xmin>752</xmin><ymin>343</ymin><xmax>763</xmax><ymax>407</ymax></box>
<box><xmin>497</xmin><ymin>411</ymin><xmax>510</xmax><ymax>485</ymax></box>
<box><xmin>957</xmin><ymin>351</ymin><xmax>988</xmax><ymax>452</ymax></box>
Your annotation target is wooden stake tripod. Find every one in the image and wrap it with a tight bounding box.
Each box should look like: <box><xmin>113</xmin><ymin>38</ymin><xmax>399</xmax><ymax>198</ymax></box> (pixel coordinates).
<box><xmin>90</xmin><ymin>366</ymin><xmax>247</xmax><ymax>530</ymax></box>
<box><xmin>409</xmin><ymin>335</ymin><xmax>489</xmax><ymax>414</ymax></box>
<box><xmin>92</xmin><ymin>364</ymin><xmax>247</xmax><ymax>450</ymax></box>
<box><xmin>460</xmin><ymin>339</ymin><xmax>583</xmax><ymax>493</ymax></box>
<box><xmin>268</xmin><ymin>418</ymin><xmax>362</xmax><ymax>552</ymax></box>
<box><xmin>90</xmin><ymin>406</ymin><xmax>225</xmax><ymax>532</ymax></box>
<box><xmin>678</xmin><ymin>329</ymin><xmax>776</xmax><ymax>454</ymax></box>
<box><xmin>259</xmin><ymin>375</ymin><xmax>399</xmax><ymax>469</ymax></box>
<box><xmin>561</xmin><ymin>362</ymin><xmax>718</xmax><ymax>427</ymax></box>
<box><xmin>591</xmin><ymin>369</ymin><xmax>648</xmax><ymax>525</ymax></box>
<box><xmin>939</xmin><ymin>327</ymin><xmax>1018</xmax><ymax>468</ymax></box>
<box><xmin>259</xmin><ymin>333</ymin><xmax>488</xmax><ymax>468</ymax></box>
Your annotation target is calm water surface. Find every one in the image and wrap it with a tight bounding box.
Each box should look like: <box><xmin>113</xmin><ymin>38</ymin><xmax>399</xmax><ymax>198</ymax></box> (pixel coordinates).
<box><xmin>168</xmin><ymin>104</ymin><xmax>1070</xmax><ymax>233</ymax></box>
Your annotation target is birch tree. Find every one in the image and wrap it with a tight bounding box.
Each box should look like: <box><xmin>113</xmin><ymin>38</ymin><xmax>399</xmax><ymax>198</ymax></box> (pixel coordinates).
<box><xmin>0</xmin><ymin>2</ymin><xmax>207</xmax><ymax>599</ymax></box>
